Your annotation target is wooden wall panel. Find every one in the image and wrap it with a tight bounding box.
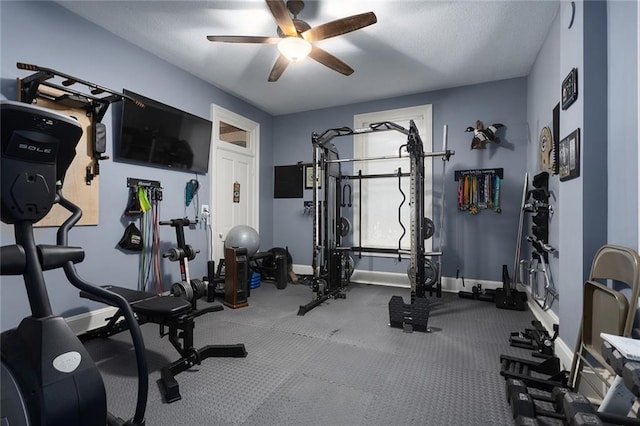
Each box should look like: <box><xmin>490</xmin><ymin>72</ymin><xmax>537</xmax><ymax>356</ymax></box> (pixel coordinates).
<box><xmin>19</xmin><ymin>85</ymin><xmax>100</xmax><ymax>227</ymax></box>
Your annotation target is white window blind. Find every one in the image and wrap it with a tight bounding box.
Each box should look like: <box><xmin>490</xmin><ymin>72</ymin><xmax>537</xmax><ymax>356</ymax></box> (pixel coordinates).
<box><xmin>353</xmin><ymin>105</ymin><xmax>433</xmax><ymax>252</ymax></box>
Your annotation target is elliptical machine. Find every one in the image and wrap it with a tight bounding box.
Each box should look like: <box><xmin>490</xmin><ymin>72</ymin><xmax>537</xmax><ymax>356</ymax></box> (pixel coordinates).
<box><xmin>0</xmin><ymin>101</ymin><xmax>148</xmax><ymax>425</ymax></box>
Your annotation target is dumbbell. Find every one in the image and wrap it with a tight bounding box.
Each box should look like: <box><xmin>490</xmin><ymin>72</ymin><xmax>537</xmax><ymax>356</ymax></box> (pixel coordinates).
<box><xmin>509</xmin><ymin>389</ymin><xmax>571</xmax><ymax>422</ymax></box>
<box><xmin>510</xmin><ymin>392</ymin><xmax>537</xmax><ymax>420</ymax></box>
<box><xmin>510</xmin><ymin>391</ymin><xmax>567</xmax><ymax>421</ymax></box>
<box><xmin>623</xmin><ymin>361</ymin><xmax>640</xmax><ymax>397</ymax></box>
<box><xmin>163</xmin><ymin>247</ymin><xmax>185</xmax><ymax>262</ymax></box>
<box><xmin>506</xmin><ymin>378</ymin><xmax>569</xmax><ymax>411</ymax></box>
<box><xmin>602</xmin><ymin>341</ymin><xmax>626</xmax><ymax>375</ymax></box>
<box><xmin>514</xmin><ymin>415</ymin><xmax>541</xmax><ymax>425</ymax></box>
<box><xmin>561</xmin><ymin>388</ymin><xmax>638</xmax><ymax>426</ymax></box>
<box><xmin>171</xmin><ymin>279</ymin><xmax>208</xmax><ymax>302</ymax></box>
<box><xmin>561</xmin><ymin>392</ymin><xmax>602</xmax><ymax>426</ymax></box>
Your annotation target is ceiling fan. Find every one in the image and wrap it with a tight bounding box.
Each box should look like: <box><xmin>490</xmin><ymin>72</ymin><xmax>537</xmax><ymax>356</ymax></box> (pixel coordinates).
<box><xmin>206</xmin><ymin>0</ymin><xmax>377</xmax><ymax>82</ymax></box>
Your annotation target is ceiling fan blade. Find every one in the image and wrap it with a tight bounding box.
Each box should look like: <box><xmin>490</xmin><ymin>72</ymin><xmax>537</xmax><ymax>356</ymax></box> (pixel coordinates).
<box><xmin>266</xmin><ymin>0</ymin><xmax>297</xmax><ymax>37</ymax></box>
<box><xmin>302</xmin><ymin>12</ymin><xmax>377</xmax><ymax>42</ymax></box>
<box><xmin>268</xmin><ymin>54</ymin><xmax>290</xmax><ymax>82</ymax></box>
<box><xmin>207</xmin><ymin>35</ymin><xmax>279</xmax><ymax>44</ymax></box>
<box><xmin>308</xmin><ymin>46</ymin><xmax>354</xmax><ymax>76</ymax></box>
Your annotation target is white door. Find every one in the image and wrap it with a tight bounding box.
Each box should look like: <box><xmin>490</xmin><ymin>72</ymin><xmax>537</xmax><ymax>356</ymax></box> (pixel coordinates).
<box><xmin>210</xmin><ymin>105</ymin><xmax>259</xmax><ymax>262</ymax></box>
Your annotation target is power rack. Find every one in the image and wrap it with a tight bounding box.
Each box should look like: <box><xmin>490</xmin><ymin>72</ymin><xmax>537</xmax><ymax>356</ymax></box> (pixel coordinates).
<box><xmin>298</xmin><ymin>120</ymin><xmax>453</xmax><ymax>327</ymax></box>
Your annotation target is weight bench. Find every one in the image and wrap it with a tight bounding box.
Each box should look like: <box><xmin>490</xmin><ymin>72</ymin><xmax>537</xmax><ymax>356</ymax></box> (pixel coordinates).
<box><xmin>80</xmin><ymin>285</ymin><xmax>247</xmax><ymax>403</ymax></box>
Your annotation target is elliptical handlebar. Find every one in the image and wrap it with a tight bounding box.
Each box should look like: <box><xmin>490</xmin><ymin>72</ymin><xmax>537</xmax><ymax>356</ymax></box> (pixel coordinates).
<box><xmin>57</xmin><ymin>190</ymin><xmax>148</xmax><ymax>426</ymax></box>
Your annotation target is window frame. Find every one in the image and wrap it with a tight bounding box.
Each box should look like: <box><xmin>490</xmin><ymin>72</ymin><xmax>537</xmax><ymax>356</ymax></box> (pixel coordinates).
<box><xmin>352</xmin><ymin>105</ymin><xmax>433</xmax><ymax>255</ymax></box>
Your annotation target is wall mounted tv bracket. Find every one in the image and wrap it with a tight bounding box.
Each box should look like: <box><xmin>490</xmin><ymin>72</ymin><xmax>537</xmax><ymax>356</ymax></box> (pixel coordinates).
<box><xmin>16</xmin><ymin>62</ymin><xmax>144</xmax><ymax>185</ymax></box>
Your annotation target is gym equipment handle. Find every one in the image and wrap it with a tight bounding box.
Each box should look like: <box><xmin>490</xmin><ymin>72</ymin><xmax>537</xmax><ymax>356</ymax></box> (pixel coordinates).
<box><xmin>159</xmin><ymin>218</ymin><xmax>198</xmax><ymax>227</ymax></box>
<box><xmin>0</xmin><ymin>245</ymin><xmax>26</xmax><ymax>275</ymax></box>
<box><xmin>57</xmin><ymin>191</ymin><xmax>148</xmax><ymax>426</ymax></box>
<box><xmin>36</xmin><ymin>245</ymin><xmax>85</xmax><ymax>270</ymax></box>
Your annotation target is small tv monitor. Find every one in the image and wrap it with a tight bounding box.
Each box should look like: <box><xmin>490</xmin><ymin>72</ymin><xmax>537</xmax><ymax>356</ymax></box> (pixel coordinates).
<box><xmin>116</xmin><ymin>90</ymin><xmax>212</xmax><ymax>173</ymax></box>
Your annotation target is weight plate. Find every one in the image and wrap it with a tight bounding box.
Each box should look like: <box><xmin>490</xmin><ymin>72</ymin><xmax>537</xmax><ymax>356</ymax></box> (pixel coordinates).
<box><xmin>339</xmin><ymin>217</ymin><xmax>351</xmax><ymax>237</ymax></box>
<box><xmin>172</xmin><ymin>281</ymin><xmax>193</xmax><ymax>301</ymax></box>
<box><xmin>317</xmin><ymin>278</ymin><xmax>327</xmax><ymax>294</ymax></box>
<box><xmin>423</xmin><ymin>217</ymin><xmax>435</xmax><ymax>240</ymax></box>
<box><xmin>345</xmin><ymin>255</ymin><xmax>355</xmax><ymax>278</ymax></box>
<box><xmin>185</xmin><ymin>245</ymin><xmax>197</xmax><ymax>261</ymax></box>
<box><xmin>424</xmin><ymin>258</ymin><xmax>439</xmax><ymax>287</ymax></box>
<box><xmin>409</xmin><ymin>259</ymin><xmax>438</xmax><ymax>286</ymax></box>
<box><xmin>165</xmin><ymin>247</ymin><xmax>181</xmax><ymax>262</ymax></box>
<box><xmin>191</xmin><ymin>278</ymin><xmax>207</xmax><ymax>298</ymax></box>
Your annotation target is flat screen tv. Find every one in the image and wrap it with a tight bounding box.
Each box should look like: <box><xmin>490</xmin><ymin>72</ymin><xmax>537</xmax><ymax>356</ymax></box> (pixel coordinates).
<box><xmin>116</xmin><ymin>89</ymin><xmax>212</xmax><ymax>174</ymax></box>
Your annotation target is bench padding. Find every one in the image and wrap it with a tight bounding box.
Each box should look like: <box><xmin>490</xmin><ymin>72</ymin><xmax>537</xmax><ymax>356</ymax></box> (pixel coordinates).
<box><xmin>83</xmin><ymin>285</ymin><xmax>192</xmax><ymax>317</ymax></box>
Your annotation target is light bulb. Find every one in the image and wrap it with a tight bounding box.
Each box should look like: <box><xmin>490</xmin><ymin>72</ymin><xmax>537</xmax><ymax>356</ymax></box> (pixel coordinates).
<box><xmin>277</xmin><ymin>37</ymin><xmax>312</xmax><ymax>62</ymax></box>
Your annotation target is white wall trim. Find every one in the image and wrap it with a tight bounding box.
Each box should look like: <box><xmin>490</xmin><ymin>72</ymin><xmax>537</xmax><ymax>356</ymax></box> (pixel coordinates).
<box><xmin>292</xmin><ymin>263</ymin><xmax>313</xmax><ymax>276</ymax></box>
<box><xmin>525</xmin><ymin>290</ymin><xmax>574</xmax><ymax>370</ymax></box>
<box><xmin>293</xmin><ymin>264</ymin><xmax>501</xmax><ymax>293</ymax></box>
<box><xmin>65</xmin><ymin>306</ymin><xmax>119</xmax><ymax>335</ymax></box>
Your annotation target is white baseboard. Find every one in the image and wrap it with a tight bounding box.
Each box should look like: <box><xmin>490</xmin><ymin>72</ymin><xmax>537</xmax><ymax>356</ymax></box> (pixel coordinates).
<box><xmin>291</xmin><ymin>264</ymin><xmax>313</xmax><ymax>276</ymax></box>
<box><xmin>443</xmin><ymin>276</ymin><xmax>503</xmax><ymax>293</ymax></box>
<box><xmin>524</xmin><ymin>289</ymin><xmax>574</xmax><ymax>371</ymax></box>
<box><xmin>292</xmin><ymin>264</ymin><xmax>501</xmax><ymax>293</ymax></box>
<box><xmin>65</xmin><ymin>306</ymin><xmax>119</xmax><ymax>335</ymax></box>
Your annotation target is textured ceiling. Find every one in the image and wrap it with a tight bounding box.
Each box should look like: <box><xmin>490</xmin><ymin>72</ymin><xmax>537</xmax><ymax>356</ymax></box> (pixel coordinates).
<box><xmin>56</xmin><ymin>0</ymin><xmax>559</xmax><ymax>116</ymax></box>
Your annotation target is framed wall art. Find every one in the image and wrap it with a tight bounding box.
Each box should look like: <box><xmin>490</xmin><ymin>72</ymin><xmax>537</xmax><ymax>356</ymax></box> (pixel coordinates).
<box><xmin>559</xmin><ymin>128</ymin><xmax>580</xmax><ymax>182</ymax></box>
<box><xmin>305</xmin><ymin>165</ymin><xmax>322</xmax><ymax>189</ymax></box>
<box><xmin>562</xmin><ymin>67</ymin><xmax>578</xmax><ymax>110</ymax></box>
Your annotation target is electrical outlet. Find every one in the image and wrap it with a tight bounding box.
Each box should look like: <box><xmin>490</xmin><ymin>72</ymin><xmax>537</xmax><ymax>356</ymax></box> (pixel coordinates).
<box><xmin>201</xmin><ymin>205</ymin><xmax>210</xmax><ymax>216</ymax></box>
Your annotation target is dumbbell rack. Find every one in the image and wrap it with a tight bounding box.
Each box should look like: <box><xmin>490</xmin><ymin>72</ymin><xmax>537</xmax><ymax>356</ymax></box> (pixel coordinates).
<box><xmin>510</xmin><ymin>320</ymin><xmax>559</xmax><ymax>359</ymax></box>
<box><xmin>161</xmin><ymin>218</ymin><xmax>208</xmax><ymax>310</ymax></box>
<box><xmin>502</xmin><ymin>341</ymin><xmax>640</xmax><ymax>425</ymax></box>
<box><xmin>520</xmin><ymin>172</ymin><xmax>558</xmax><ymax>311</ymax></box>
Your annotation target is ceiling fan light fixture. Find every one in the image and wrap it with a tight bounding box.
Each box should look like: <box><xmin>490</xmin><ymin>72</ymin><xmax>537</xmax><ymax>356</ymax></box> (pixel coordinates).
<box><xmin>277</xmin><ymin>36</ymin><xmax>311</xmax><ymax>61</ymax></box>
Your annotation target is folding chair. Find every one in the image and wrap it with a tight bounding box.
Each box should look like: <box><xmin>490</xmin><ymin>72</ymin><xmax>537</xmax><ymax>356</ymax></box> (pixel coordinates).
<box><xmin>569</xmin><ymin>245</ymin><xmax>640</xmax><ymax>400</ymax></box>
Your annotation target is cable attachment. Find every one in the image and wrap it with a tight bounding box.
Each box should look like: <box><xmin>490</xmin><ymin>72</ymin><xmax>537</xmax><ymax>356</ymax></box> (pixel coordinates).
<box><xmin>185</xmin><ymin>179</ymin><xmax>199</xmax><ymax>206</ymax></box>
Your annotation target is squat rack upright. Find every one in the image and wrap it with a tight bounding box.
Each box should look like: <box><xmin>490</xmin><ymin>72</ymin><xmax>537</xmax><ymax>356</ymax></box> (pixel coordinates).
<box><xmin>298</xmin><ymin>120</ymin><xmax>454</xmax><ymax>316</ymax></box>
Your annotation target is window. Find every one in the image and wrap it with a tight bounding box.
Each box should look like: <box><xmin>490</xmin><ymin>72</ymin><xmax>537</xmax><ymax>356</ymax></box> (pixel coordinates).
<box><xmin>353</xmin><ymin>105</ymin><xmax>433</xmax><ymax>252</ymax></box>
<box><xmin>219</xmin><ymin>121</ymin><xmax>248</xmax><ymax>149</ymax></box>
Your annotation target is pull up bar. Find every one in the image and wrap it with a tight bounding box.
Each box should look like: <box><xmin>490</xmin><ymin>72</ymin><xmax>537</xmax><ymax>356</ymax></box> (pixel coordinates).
<box><xmin>325</xmin><ymin>149</ymin><xmax>454</xmax><ymax>164</ymax></box>
<box><xmin>315</xmin><ymin>121</ymin><xmax>409</xmax><ymax>147</ymax></box>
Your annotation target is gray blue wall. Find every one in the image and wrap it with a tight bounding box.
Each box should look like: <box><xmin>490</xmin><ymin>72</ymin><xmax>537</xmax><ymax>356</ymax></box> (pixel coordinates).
<box><xmin>607</xmin><ymin>0</ymin><xmax>638</xmax><ymax>248</ymax></box>
<box><xmin>0</xmin><ymin>1</ymin><xmax>274</xmax><ymax>329</ymax></box>
<box><xmin>272</xmin><ymin>78</ymin><xmax>529</xmax><ymax>283</ymax></box>
<box><xmin>526</xmin><ymin>0</ymin><xmax>639</xmax><ymax>346</ymax></box>
<box><xmin>526</xmin><ymin>4</ymin><xmax>561</xmax><ymax>315</ymax></box>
